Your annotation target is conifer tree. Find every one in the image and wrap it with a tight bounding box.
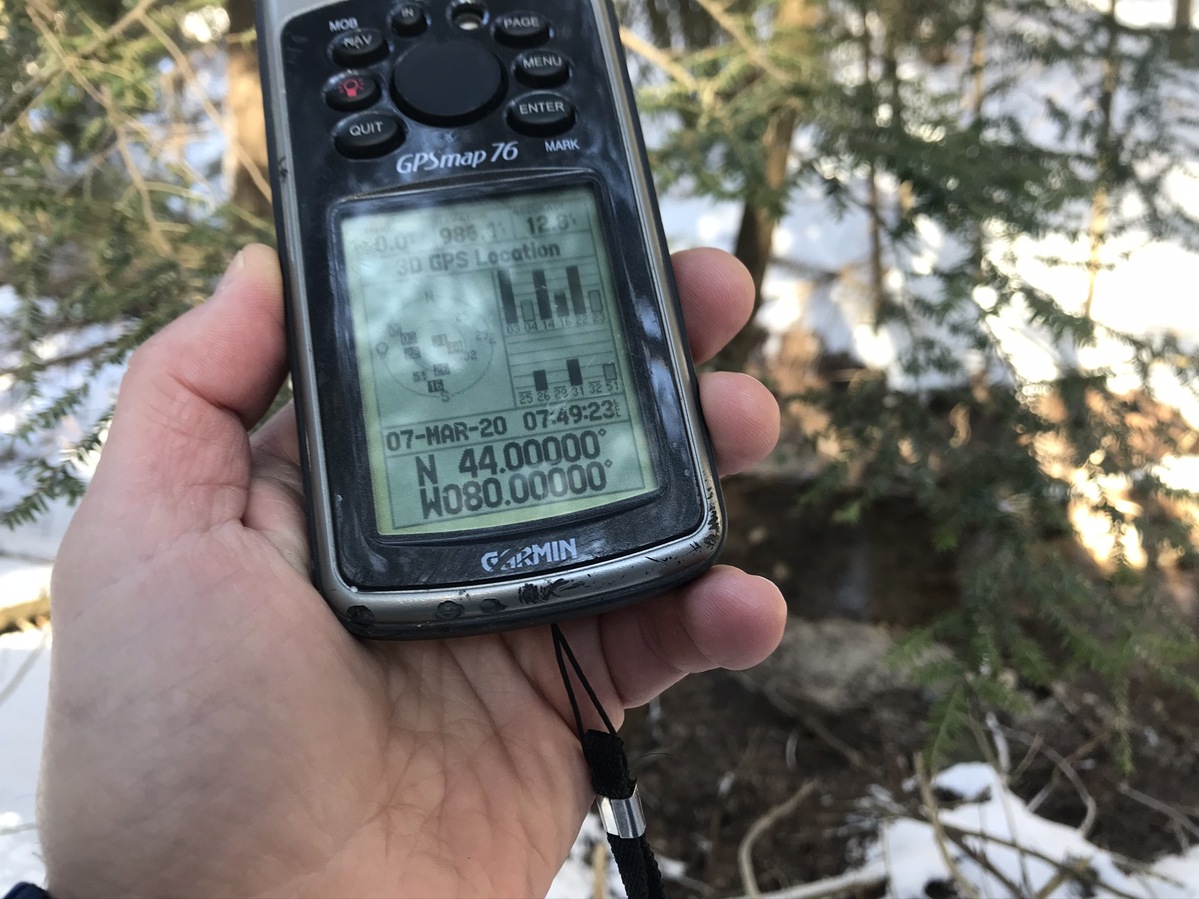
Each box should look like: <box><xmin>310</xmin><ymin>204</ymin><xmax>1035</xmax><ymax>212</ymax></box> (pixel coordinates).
<box><xmin>0</xmin><ymin>0</ymin><xmax>272</xmax><ymax>525</ymax></box>
<box><xmin>629</xmin><ymin>0</ymin><xmax>1199</xmax><ymax>761</ymax></box>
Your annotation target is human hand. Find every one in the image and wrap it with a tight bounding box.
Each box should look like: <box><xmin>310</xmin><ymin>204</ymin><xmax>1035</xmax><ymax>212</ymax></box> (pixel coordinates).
<box><xmin>39</xmin><ymin>244</ymin><xmax>785</xmax><ymax>898</ymax></box>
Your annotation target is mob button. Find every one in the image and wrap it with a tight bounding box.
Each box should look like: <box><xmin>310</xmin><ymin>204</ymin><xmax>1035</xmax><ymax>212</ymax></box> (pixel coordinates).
<box><xmin>334</xmin><ymin>113</ymin><xmax>405</xmax><ymax>158</ymax></box>
<box><xmin>507</xmin><ymin>92</ymin><xmax>575</xmax><ymax>136</ymax></box>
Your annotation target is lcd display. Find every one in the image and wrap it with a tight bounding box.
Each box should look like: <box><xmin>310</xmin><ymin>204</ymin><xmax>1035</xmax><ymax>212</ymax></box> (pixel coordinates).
<box><xmin>339</xmin><ymin>186</ymin><xmax>659</xmax><ymax>536</ymax></box>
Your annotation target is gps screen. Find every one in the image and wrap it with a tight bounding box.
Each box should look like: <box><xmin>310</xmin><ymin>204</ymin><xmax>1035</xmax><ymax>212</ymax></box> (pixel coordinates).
<box><xmin>339</xmin><ymin>185</ymin><xmax>659</xmax><ymax>536</ymax></box>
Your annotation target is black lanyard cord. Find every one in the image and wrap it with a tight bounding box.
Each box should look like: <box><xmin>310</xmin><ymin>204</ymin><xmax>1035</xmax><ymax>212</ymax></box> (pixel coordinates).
<box><xmin>551</xmin><ymin>623</ymin><xmax>666</xmax><ymax>899</ymax></box>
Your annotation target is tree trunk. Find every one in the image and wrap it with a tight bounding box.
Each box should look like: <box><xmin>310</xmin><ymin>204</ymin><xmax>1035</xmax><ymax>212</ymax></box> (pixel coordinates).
<box><xmin>969</xmin><ymin>0</ymin><xmax>987</xmax><ymax>282</ymax></box>
<box><xmin>716</xmin><ymin>0</ymin><xmax>811</xmax><ymax>373</ymax></box>
<box><xmin>1171</xmin><ymin>0</ymin><xmax>1192</xmax><ymax>59</ymax></box>
<box><xmin>226</xmin><ymin>0</ymin><xmax>271</xmax><ymax>220</ymax></box>
<box><xmin>861</xmin><ymin>12</ymin><xmax>886</xmax><ymax>316</ymax></box>
<box><xmin>1084</xmin><ymin>0</ymin><xmax>1118</xmax><ymax>322</ymax></box>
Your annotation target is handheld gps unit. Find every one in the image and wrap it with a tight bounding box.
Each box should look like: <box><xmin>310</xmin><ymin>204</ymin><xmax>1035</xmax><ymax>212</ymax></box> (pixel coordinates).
<box><xmin>258</xmin><ymin>0</ymin><xmax>725</xmax><ymax>637</ymax></box>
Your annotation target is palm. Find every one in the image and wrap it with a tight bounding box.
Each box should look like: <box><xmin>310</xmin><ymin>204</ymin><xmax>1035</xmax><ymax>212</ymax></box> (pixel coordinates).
<box><xmin>40</xmin><ymin>245</ymin><xmax>784</xmax><ymax>899</ymax></box>
<box><xmin>238</xmin><ymin>446</ymin><xmax>674</xmax><ymax>895</ymax></box>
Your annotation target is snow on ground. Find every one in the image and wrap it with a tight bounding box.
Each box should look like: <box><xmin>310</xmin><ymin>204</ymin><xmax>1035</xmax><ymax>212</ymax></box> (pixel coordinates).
<box><xmin>861</xmin><ymin>762</ymin><xmax>1199</xmax><ymax>899</ymax></box>
<box><xmin>0</xmin><ymin>629</ymin><xmax>50</xmax><ymax>887</ymax></box>
<box><xmin>5</xmin><ymin>625</ymin><xmax>1199</xmax><ymax>899</ymax></box>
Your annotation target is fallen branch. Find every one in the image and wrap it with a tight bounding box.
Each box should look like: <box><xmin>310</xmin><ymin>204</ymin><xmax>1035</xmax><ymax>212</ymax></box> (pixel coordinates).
<box><xmin>915</xmin><ymin>754</ymin><xmax>982</xmax><ymax>899</ymax></box>
<box><xmin>0</xmin><ymin>630</ymin><xmax>49</xmax><ymax>710</ymax></box>
<box><xmin>737</xmin><ymin>779</ymin><xmax>818</xmax><ymax>898</ymax></box>
<box><xmin>590</xmin><ymin>839</ymin><xmax>606</xmax><ymax>899</ymax></box>
<box><xmin>941</xmin><ymin>827</ymin><xmax>1025</xmax><ymax>898</ymax></box>
<box><xmin>734</xmin><ymin>675</ymin><xmax>867</xmax><ymax>771</ymax></box>
<box><xmin>1116</xmin><ymin>782</ymin><xmax>1199</xmax><ymax>850</ymax></box>
<box><xmin>938</xmin><ymin>822</ymin><xmax>1158</xmax><ymax>899</ymax></box>
<box><xmin>1003</xmin><ymin>725</ymin><xmax>1098</xmax><ymax>839</ymax></box>
<box><xmin>747</xmin><ymin>859</ymin><xmax>888</xmax><ymax>899</ymax></box>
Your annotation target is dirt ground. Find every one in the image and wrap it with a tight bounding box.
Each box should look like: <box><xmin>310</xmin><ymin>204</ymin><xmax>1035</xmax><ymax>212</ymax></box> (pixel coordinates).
<box><xmin>618</xmin><ymin>472</ymin><xmax>1199</xmax><ymax>898</ymax></box>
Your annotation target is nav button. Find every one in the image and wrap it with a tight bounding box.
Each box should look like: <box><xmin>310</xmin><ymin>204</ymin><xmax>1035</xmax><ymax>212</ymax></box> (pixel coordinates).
<box><xmin>334</xmin><ymin>113</ymin><xmax>405</xmax><ymax>158</ymax></box>
<box><xmin>329</xmin><ymin>28</ymin><xmax>389</xmax><ymax>67</ymax></box>
<box><xmin>507</xmin><ymin>92</ymin><xmax>575</xmax><ymax>136</ymax></box>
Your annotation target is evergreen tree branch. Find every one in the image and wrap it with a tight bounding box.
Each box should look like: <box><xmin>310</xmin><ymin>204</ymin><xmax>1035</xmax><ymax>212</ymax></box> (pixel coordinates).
<box><xmin>100</xmin><ymin>86</ymin><xmax>174</xmax><ymax>256</ymax></box>
<box><xmin>134</xmin><ymin>12</ymin><xmax>273</xmax><ymax>205</ymax></box>
<box><xmin>691</xmin><ymin>0</ymin><xmax>787</xmax><ymax>83</ymax></box>
<box><xmin>0</xmin><ymin>336</ymin><xmax>123</xmax><ymax>379</ymax></box>
<box><xmin>0</xmin><ymin>0</ymin><xmax>159</xmax><ymax>129</ymax></box>
<box><xmin>618</xmin><ymin>27</ymin><xmax>699</xmax><ymax>89</ymax></box>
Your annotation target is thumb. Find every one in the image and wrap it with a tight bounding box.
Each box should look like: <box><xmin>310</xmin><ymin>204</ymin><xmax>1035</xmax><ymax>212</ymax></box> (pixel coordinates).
<box><xmin>75</xmin><ymin>245</ymin><xmax>287</xmax><ymax>550</ymax></box>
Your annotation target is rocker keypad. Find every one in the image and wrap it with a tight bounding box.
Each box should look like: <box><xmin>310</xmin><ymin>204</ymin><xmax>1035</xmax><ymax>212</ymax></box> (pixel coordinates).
<box><xmin>321</xmin><ymin>2</ymin><xmax>576</xmax><ymax>158</ymax></box>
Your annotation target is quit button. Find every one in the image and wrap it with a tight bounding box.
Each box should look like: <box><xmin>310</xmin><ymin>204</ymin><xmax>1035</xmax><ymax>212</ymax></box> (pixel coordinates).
<box><xmin>334</xmin><ymin>113</ymin><xmax>405</xmax><ymax>158</ymax></box>
<box><xmin>507</xmin><ymin>92</ymin><xmax>575</xmax><ymax>136</ymax></box>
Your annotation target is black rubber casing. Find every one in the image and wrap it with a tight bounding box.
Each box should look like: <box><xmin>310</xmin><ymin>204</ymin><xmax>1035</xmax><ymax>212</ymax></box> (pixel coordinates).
<box><xmin>257</xmin><ymin>0</ymin><xmax>725</xmax><ymax>637</ymax></box>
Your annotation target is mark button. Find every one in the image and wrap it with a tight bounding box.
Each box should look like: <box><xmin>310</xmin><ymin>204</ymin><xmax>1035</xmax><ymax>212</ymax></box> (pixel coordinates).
<box><xmin>507</xmin><ymin>92</ymin><xmax>575</xmax><ymax>136</ymax></box>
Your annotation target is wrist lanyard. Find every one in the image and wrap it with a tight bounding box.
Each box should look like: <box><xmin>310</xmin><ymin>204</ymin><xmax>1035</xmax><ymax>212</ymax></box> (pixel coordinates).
<box><xmin>551</xmin><ymin>624</ymin><xmax>666</xmax><ymax>899</ymax></box>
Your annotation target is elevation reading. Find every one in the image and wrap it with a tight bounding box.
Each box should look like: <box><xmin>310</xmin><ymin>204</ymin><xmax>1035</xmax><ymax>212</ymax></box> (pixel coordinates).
<box><xmin>339</xmin><ymin>185</ymin><xmax>658</xmax><ymax>536</ymax></box>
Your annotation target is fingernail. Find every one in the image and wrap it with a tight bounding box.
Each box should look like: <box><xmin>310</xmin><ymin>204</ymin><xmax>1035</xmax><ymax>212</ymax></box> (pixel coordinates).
<box><xmin>212</xmin><ymin>249</ymin><xmax>246</xmax><ymax>298</ymax></box>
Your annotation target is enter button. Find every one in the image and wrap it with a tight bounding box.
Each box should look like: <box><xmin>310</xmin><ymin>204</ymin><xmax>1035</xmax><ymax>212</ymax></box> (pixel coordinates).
<box><xmin>507</xmin><ymin>92</ymin><xmax>575</xmax><ymax>136</ymax></box>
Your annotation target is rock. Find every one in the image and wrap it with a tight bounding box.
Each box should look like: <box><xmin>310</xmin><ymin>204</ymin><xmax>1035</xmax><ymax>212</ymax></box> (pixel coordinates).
<box><xmin>738</xmin><ymin>617</ymin><xmax>919</xmax><ymax>714</ymax></box>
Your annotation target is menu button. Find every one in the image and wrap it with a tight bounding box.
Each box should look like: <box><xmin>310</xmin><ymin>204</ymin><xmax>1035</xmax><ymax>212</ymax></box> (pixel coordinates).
<box><xmin>515</xmin><ymin>49</ymin><xmax>570</xmax><ymax>87</ymax></box>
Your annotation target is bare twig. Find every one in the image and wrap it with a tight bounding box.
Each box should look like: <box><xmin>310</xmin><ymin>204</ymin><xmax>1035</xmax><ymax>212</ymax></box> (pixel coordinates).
<box><xmin>1009</xmin><ymin>731</ymin><xmax>1043</xmax><ymax>782</ymax></box>
<box><xmin>968</xmin><ymin>716</ymin><xmax>1033</xmax><ymax>893</ymax></box>
<box><xmin>590</xmin><ymin>839</ymin><xmax>606</xmax><ymax>899</ymax></box>
<box><xmin>737</xmin><ymin>779</ymin><xmax>818</xmax><ymax>898</ymax></box>
<box><xmin>692</xmin><ymin>0</ymin><xmax>786</xmax><ymax>84</ymax></box>
<box><xmin>1116</xmin><ymin>782</ymin><xmax>1199</xmax><ymax>850</ymax></box>
<box><xmin>617</xmin><ymin>27</ymin><xmax>698</xmax><ymax>90</ymax></box>
<box><xmin>0</xmin><ymin>0</ymin><xmax>159</xmax><ymax>128</ymax></box>
<box><xmin>914</xmin><ymin>754</ymin><xmax>982</xmax><ymax>899</ymax></box>
<box><xmin>1034</xmin><ymin>858</ymin><xmax>1094</xmax><ymax>899</ymax></box>
<box><xmin>25</xmin><ymin>2</ymin><xmax>172</xmax><ymax>255</ymax></box>
<box><xmin>0</xmin><ymin>337</ymin><xmax>124</xmax><ymax>379</ymax></box>
<box><xmin>742</xmin><ymin>679</ymin><xmax>868</xmax><ymax>771</ymax></box>
<box><xmin>938</xmin><ymin>822</ymin><xmax>1164</xmax><ymax>899</ymax></box>
<box><xmin>1003</xmin><ymin>726</ymin><xmax>1098</xmax><ymax>839</ymax></box>
<box><xmin>0</xmin><ymin>630</ymin><xmax>49</xmax><ymax>711</ymax></box>
<box><xmin>747</xmin><ymin>859</ymin><xmax>888</xmax><ymax>899</ymax></box>
<box><xmin>984</xmin><ymin>712</ymin><xmax>1011</xmax><ymax>774</ymax></box>
<box><xmin>134</xmin><ymin>13</ymin><xmax>272</xmax><ymax>205</ymax></box>
<box><xmin>104</xmin><ymin>91</ymin><xmax>174</xmax><ymax>255</ymax></box>
<box><xmin>941</xmin><ymin>827</ymin><xmax>1025</xmax><ymax>898</ymax></box>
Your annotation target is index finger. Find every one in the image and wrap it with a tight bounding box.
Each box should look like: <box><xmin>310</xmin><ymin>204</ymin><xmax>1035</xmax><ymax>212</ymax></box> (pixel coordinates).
<box><xmin>669</xmin><ymin>248</ymin><xmax>756</xmax><ymax>364</ymax></box>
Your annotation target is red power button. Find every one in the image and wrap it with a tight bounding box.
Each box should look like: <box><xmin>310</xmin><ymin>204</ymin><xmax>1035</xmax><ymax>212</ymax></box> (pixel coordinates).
<box><xmin>325</xmin><ymin>72</ymin><xmax>381</xmax><ymax>111</ymax></box>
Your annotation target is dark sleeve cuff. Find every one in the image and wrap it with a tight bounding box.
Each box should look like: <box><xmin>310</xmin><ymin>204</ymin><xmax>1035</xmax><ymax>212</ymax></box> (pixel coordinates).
<box><xmin>4</xmin><ymin>884</ymin><xmax>51</xmax><ymax>899</ymax></box>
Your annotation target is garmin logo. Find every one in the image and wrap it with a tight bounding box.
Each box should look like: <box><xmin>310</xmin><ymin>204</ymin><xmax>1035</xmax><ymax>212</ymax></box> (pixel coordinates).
<box><xmin>482</xmin><ymin>538</ymin><xmax>578</xmax><ymax>572</ymax></box>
